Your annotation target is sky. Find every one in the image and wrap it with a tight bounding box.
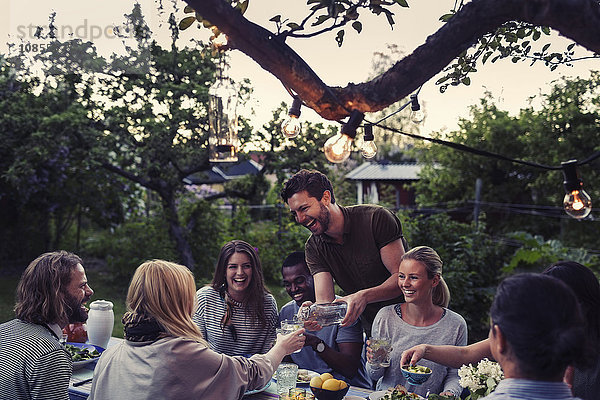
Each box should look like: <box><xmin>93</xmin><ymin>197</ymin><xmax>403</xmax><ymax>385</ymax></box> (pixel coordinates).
<box><xmin>2</xmin><ymin>0</ymin><xmax>597</xmax><ymax>136</ymax></box>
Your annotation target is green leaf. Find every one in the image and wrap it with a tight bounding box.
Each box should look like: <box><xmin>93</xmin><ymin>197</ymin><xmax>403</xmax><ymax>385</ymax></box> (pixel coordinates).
<box><xmin>567</xmin><ymin>43</ymin><xmax>575</xmax><ymax>51</ymax></box>
<box><xmin>542</xmin><ymin>26</ymin><xmax>551</xmax><ymax>35</ymax></box>
<box><xmin>179</xmin><ymin>16</ymin><xmax>196</xmax><ymax>31</ymax></box>
<box><xmin>384</xmin><ymin>10</ymin><xmax>395</xmax><ymax>27</ymax></box>
<box><xmin>395</xmin><ymin>0</ymin><xmax>409</xmax><ymax>7</ymax></box>
<box><xmin>439</xmin><ymin>13</ymin><xmax>454</xmax><ymax>22</ymax></box>
<box><xmin>461</xmin><ymin>77</ymin><xmax>471</xmax><ymax>86</ymax></box>
<box><xmin>542</xmin><ymin>43</ymin><xmax>551</xmax><ymax>52</ymax></box>
<box><xmin>183</xmin><ymin>5</ymin><xmax>195</xmax><ymax>13</ymax></box>
<box><xmin>237</xmin><ymin>0</ymin><xmax>249</xmax><ymax>15</ymax></box>
<box><xmin>482</xmin><ymin>51</ymin><xmax>492</xmax><ymax>64</ymax></box>
<box><xmin>335</xmin><ymin>29</ymin><xmax>345</xmax><ymax>47</ymax></box>
<box><xmin>269</xmin><ymin>15</ymin><xmax>281</xmax><ymax>23</ymax></box>
<box><xmin>287</xmin><ymin>22</ymin><xmax>301</xmax><ymax>30</ymax></box>
<box><xmin>533</xmin><ymin>30</ymin><xmax>541</xmax><ymax>40</ymax></box>
<box><xmin>352</xmin><ymin>21</ymin><xmax>362</xmax><ymax>33</ymax></box>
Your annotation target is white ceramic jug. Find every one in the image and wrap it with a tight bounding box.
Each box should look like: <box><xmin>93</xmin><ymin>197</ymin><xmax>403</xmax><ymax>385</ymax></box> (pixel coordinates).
<box><xmin>87</xmin><ymin>300</ymin><xmax>114</xmax><ymax>349</ymax></box>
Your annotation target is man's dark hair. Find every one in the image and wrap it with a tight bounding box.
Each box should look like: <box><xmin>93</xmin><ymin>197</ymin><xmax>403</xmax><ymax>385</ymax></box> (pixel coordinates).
<box><xmin>280</xmin><ymin>169</ymin><xmax>336</xmax><ymax>204</ymax></box>
<box><xmin>14</xmin><ymin>251</ymin><xmax>82</xmax><ymax>325</ymax></box>
<box><xmin>281</xmin><ymin>251</ymin><xmax>308</xmax><ymax>274</ymax></box>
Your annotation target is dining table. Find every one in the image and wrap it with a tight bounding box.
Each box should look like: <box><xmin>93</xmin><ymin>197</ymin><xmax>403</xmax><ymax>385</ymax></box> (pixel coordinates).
<box><xmin>67</xmin><ymin>337</ymin><xmax>376</xmax><ymax>399</ymax></box>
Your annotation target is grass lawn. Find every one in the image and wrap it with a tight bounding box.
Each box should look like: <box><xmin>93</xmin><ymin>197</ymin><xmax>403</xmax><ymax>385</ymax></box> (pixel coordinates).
<box><xmin>1</xmin><ymin>269</ymin><xmax>292</xmax><ymax>338</ymax></box>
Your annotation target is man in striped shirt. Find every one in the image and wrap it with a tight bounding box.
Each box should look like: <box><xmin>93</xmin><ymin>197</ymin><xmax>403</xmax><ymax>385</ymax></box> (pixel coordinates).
<box><xmin>0</xmin><ymin>251</ymin><xmax>94</xmax><ymax>400</ymax></box>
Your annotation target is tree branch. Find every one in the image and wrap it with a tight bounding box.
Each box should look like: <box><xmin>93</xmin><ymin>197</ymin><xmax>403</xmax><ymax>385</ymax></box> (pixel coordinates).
<box><xmin>184</xmin><ymin>0</ymin><xmax>600</xmax><ymax>121</ymax></box>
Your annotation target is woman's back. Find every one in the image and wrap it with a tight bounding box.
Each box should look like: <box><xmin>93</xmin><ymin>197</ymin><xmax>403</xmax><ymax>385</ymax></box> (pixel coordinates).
<box><xmin>89</xmin><ymin>337</ymin><xmax>273</xmax><ymax>400</ymax></box>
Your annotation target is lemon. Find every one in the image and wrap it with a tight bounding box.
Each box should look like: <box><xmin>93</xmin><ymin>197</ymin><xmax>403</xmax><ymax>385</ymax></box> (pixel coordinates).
<box><xmin>309</xmin><ymin>376</ymin><xmax>323</xmax><ymax>389</ymax></box>
<box><xmin>322</xmin><ymin>378</ymin><xmax>340</xmax><ymax>391</ymax></box>
<box><xmin>319</xmin><ymin>372</ymin><xmax>334</xmax><ymax>382</ymax></box>
<box><xmin>339</xmin><ymin>380</ymin><xmax>348</xmax><ymax>389</ymax></box>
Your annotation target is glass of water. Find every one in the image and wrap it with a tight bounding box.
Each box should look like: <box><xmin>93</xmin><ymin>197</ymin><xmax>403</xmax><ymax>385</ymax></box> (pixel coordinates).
<box><xmin>369</xmin><ymin>337</ymin><xmax>392</xmax><ymax>368</ymax></box>
<box><xmin>276</xmin><ymin>362</ymin><xmax>299</xmax><ymax>395</ymax></box>
<box><xmin>281</xmin><ymin>319</ymin><xmax>303</xmax><ymax>353</ymax></box>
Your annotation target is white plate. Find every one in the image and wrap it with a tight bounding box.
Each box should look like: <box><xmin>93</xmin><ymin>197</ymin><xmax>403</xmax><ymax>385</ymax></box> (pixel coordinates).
<box><xmin>344</xmin><ymin>396</ymin><xmax>366</xmax><ymax>400</ymax></box>
<box><xmin>369</xmin><ymin>391</ymin><xmax>387</xmax><ymax>400</ymax></box>
<box><xmin>244</xmin><ymin>380</ymin><xmax>271</xmax><ymax>395</ymax></box>
<box><xmin>296</xmin><ymin>369</ymin><xmax>319</xmax><ymax>385</ymax></box>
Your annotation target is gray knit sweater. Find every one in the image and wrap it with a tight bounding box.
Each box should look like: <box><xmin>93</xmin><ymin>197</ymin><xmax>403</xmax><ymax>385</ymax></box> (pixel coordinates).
<box><xmin>366</xmin><ymin>305</ymin><xmax>467</xmax><ymax>397</ymax></box>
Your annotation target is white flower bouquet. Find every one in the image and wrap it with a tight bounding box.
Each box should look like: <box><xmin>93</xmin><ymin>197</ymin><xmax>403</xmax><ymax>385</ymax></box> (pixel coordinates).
<box><xmin>458</xmin><ymin>358</ymin><xmax>504</xmax><ymax>400</ymax></box>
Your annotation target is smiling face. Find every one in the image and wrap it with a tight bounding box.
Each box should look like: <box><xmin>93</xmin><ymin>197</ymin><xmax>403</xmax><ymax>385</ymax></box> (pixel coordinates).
<box><xmin>287</xmin><ymin>190</ymin><xmax>331</xmax><ymax>235</ymax></box>
<box><xmin>225</xmin><ymin>251</ymin><xmax>253</xmax><ymax>300</ymax></box>
<box><xmin>282</xmin><ymin>263</ymin><xmax>315</xmax><ymax>305</ymax></box>
<box><xmin>397</xmin><ymin>259</ymin><xmax>439</xmax><ymax>304</ymax></box>
<box><xmin>64</xmin><ymin>263</ymin><xmax>94</xmax><ymax>324</ymax></box>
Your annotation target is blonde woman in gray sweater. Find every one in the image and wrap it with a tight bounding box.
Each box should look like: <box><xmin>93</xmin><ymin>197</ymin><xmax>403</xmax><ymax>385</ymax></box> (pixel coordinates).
<box><xmin>366</xmin><ymin>246</ymin><xmax>467</xmax><ymax>397</ymax></box>
<box><xmin>89</xmin><ymin>260</ymin><xmax>304</xmax><ymax>400</ymax></box>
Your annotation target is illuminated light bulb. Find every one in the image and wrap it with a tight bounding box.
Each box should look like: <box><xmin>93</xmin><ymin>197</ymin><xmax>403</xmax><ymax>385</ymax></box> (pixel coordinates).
<box><xmin>361</xmin><ymin>124</ymin><xmax>377</xmax><ymax>159</ymax></box>
<box><xmin>323</xmin><ymin>110</ymin><xmax>364</xmax><ymax>163</ymax></box>
<box><xmin>281</xmin><ymin>97</ymin><xmax>302</xmax><ymax>138</ymax></box>
<box><xmin>563</xmin><ymin>190</ymin><xmax>592</xmax><ymax>219</ymax></box>
<box><xmin>562</xmin><ymin>160</ymin><xmax>592</xmax><ymax>220</ymax></box>
<box><xmin>324</xmin><ymin>133</ymin><xmax>353</xmax><ymax>163</ymax></box>
<box><xmin>410</xmin><ymin>94</ymin><xmax>425</xmax><ymax>124</ymax></box>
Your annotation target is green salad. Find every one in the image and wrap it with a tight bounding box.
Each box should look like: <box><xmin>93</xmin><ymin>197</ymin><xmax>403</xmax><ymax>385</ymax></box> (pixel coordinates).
<box><xmin>64</xmin><ymin>344</ymin><xmax>100</xmax><ymax>362</ymax></box>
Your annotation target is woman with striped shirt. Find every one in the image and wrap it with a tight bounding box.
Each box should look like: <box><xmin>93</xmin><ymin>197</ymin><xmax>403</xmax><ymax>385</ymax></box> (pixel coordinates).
<box><xmin>193</xmin><ymin>240</ymin><xmax>278</xmax><ymax>356</ymax></box>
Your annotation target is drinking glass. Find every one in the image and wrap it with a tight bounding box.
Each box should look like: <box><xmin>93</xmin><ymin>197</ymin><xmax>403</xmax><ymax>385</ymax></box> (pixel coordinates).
<box><xmin>59</xmin><ymin>333</ymin><xmax>68</xmax><ymax>346</ymax></box>
<box><xmin>276</xmin><ymin>362</ymin><xmax>299</xmax><ymax>395</ymax></box>
<box><xmin>281</xmin><ymin>319</ymin><xmax>303</xmax><ymax>353</ymax></box>
<box><xmin>369</xmin><ymin>337</ymin><xmax>392</xmax><ymax>368</ymax></box>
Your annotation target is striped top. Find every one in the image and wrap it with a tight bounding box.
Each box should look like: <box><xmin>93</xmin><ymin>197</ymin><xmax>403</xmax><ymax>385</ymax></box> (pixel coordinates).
<box><xmin>0</xmin><ymin>319</ymin><xmax>72</xmax><ymax>400</ymax></box>
<box><xmin>193</xmin><ymin>286</ymin><xmax>278</xmax><ymax>356</ymax></box>
<box><xmin>481</xmin><ymin>378</ymin><xmax>582</xmax><ymax>400</ymax></box>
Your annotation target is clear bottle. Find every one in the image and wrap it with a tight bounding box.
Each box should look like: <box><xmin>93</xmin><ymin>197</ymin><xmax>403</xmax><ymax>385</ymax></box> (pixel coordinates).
<box><xmin>298</xmin><ymin>302</ymin><xmax>347</xmax><ymax>326</ymax></box>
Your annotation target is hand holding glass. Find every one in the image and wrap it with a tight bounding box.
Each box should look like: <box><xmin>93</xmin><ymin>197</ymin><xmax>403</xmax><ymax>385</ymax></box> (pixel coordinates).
<box><xmin>281</xmin><ymin>319</ymin><xmax>304</xmax><ymax>353</ymax></box>
<box><xmin>369</xmin><ymin>337</ymin><xmax>392</xmax><ymax>368</ymax></box>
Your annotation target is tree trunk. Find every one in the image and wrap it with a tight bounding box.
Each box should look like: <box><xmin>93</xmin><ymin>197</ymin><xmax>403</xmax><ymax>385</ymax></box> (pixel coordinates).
<box><xmin>161</xmin><ymin>194</ymin><xmax>196</xmax><ymax>271</ymax></box>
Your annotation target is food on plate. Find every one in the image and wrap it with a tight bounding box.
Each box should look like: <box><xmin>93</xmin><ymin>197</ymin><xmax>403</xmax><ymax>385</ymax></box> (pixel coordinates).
<box><xmin>381</xmin><ymin>385</ymin><xmax>422</xmax><ymax>400</ymax></box>
<box><xmin>64</xmin><ymin>344</ymin><xmax>100</xmax><ymax>362</ymax></box>
<box><xmin>297</xmin><ymin>369</ymin><xmax>312</xmax><ymax>382</ymax></box>
<box><xmin>402</xmin><ymin>365</ymin><xmax>432</xmax><ymax>374</ymax></box>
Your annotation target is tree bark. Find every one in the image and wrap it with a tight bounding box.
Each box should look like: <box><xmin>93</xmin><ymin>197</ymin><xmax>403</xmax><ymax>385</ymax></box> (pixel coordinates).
<box><xmin>183</xmin><ymin>0</ymin><xmax>600</xmax><ymax>121</ymax></box>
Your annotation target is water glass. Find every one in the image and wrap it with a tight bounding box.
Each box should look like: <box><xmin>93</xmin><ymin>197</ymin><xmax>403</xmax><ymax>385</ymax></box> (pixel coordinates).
<box><xmin>276</xmin><ymin>362</ymin><xmax>299</xmax><ymax>395</ymax></box>
<box><xmin>281</xmin><ymin>319</ymin><xmax>303</xmax><ymax>353</ymax></box>
<box><xmin>370</xmin><ymin>337</ymin><xmax>392</xmax><ymax>368</ymax></box>
<box><xmin>59</xmin><ymin>333</ymin><xmax>68</xmax><ymax>346</ymax></box>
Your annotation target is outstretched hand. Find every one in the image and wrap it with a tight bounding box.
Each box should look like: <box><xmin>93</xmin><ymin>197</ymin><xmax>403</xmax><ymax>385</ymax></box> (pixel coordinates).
<box><xmin>337</xmin><ymin>292</ymin><xmax>367</xmax><ymax>327</ymax></box>
<box><xmin>400</xmin><ymin>344</ymin><xmax>427</xmax><ymax>367</ymax></box>
<box><xmin>276</xmin><ymin>328</ymin><xmax>306</xmax><ymax>355</ymax></box>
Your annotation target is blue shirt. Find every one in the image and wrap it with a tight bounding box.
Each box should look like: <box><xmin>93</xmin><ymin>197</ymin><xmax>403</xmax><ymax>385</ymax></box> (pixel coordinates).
<box><xmin>279</xmin><ymin>300</ymin><xmax>372</xmax><ymax>388</ymax></box>
<box><xmin>481</xmin><ymin>378</ymin><xmax>582</xmax><ymax>400</ymax></box>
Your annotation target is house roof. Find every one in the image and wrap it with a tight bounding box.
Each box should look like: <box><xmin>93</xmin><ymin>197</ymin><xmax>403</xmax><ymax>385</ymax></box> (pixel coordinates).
<box><xmin>184</xmin><ymin>160</ymin><xmax>262</xmax><ymax>185</ymax></box>
<box><xmin>345</xmin><ymin>162</ymin><xmax>422</xmax><ymax>181</ymax></box>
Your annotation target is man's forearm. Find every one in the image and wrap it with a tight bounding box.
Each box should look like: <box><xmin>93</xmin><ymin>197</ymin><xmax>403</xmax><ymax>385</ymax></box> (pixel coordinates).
<box><xmin>360</xmin><ymin>274</ymin><xmax>403</xmax><ymax>304</ymax></box>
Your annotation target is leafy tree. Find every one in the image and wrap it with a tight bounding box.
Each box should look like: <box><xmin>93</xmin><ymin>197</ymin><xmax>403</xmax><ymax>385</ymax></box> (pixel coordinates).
<box><xmin>182</xmin><ymin>0</ymin><xmax>600</xmax><ymax>121</ymax></box>
<box><xmin>412</xmin><ymin>74</ymin><xmax>600</xmax><ymax>248</ymax></box>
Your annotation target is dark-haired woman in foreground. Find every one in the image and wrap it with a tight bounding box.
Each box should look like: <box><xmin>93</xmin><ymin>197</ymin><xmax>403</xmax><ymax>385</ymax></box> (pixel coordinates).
<box><xmin>480</xmin><ymin>273</ymin><xmax>585</xmax><ymax>399</ymax></box>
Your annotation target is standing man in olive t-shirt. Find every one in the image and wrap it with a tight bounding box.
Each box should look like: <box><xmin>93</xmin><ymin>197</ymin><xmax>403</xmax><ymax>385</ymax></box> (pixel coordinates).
<box><xmin>281</xmin><ymin>169</ymin><xmax>407</xmax><ymax>335</ymax></box>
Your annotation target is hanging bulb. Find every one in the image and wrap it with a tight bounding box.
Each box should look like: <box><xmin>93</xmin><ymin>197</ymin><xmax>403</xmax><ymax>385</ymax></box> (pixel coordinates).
<box><xmin>361</xmin><ymin>124</ymin><xmax>377</xmax><ymax>159</ymax></box>
<box><xmin>410</xmin><ymin>94</ymin><xmax>425</xmax><ymax>124</ymax></box>
<box><xmin>323</xmin><ymin>110</ymin><xmax>364</xmax><ymax>163</ymax></box>
<box><xmin>281</xmin><ymin>97</ymin><xmax>302</xmax><ymax>138</ymax></box>
<box><xmin>562</xmin><ymin>160</ymin><xmax>592</xmax><ymax>219</ymax></box>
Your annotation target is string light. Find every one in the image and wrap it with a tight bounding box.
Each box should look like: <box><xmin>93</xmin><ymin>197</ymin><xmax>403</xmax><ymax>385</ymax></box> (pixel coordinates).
<box><xmin>323</xmin><ymin>110</ymin><xmax>364</xmax><ymax>163</ymax></box>
<box><xmin>410</xmin><ymin>94</ymin><xmax>425</xmax><ymax>124</ymax></box>
<box><xmin>281</xmin><ymin>97</ymin><xmax>303</xmax><ymax>138</ymax></box>
<box><xmin>361</xmin><ymin>124</ymin><xmax>377</xmax><ymax>159</ymax></box>
<box><xmin>561</xmin><ymin>160</ymin><xmax>592</xmax><ymax>219</ymax></box>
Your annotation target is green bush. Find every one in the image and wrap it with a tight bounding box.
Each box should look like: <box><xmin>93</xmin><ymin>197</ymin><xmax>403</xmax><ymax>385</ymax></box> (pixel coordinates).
<box><xmin>81</xmin><ymin>218</ymin><xmax>177</xmax><ymax>280</ymax></box>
